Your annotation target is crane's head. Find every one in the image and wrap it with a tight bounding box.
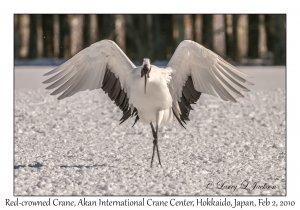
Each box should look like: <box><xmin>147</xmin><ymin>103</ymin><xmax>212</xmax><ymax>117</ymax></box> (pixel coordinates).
<box><xmin>141</xmin><ymin>58</ymin><xmax>151</xmax><ymax>94</ymax></box>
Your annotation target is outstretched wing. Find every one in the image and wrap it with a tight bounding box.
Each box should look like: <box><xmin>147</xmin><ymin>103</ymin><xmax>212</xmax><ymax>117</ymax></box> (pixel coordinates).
<box><xmin>43</xmin><ymin>39</ymin><xmax>137</xmax><ymax>124</ymax></box>
<box><xmin>166</xmin><ymin>40</ymin><xmax>253</xmax><ymax>125</ymax></box>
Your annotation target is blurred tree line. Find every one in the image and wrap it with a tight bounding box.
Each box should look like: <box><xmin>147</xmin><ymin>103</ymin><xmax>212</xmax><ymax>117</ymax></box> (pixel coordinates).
<box><xmin>14</xmin><ymin>14</ymin><xmax>286</xmax><ymax>65</ymax></box>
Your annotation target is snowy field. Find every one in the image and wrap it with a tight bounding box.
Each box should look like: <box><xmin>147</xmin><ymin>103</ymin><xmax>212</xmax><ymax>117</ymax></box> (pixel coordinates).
<box><xmin>14</xmin><ymin>66</ymin><xmax>286</xmax><ymax>196</ymax></box>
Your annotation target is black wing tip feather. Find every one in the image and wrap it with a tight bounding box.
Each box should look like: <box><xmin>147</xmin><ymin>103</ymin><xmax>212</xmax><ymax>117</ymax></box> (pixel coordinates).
<box><xmin>132</xmin><ymin>115</ymin><xmax>139</xmax><ymax>127</ymax></box>
<box><xmin>174</xmin><ymin>76</ymin><xmax>202</xmax><ymax>128</ymax></box>
<box><xmin>100</xmin><ymin>68</ymin><xmax>139</xmax><ymax>126</ymax></box>
<box><xmin>172</xmin><ymin>108</ymin><xmax>186</xmax><ymax>129</ymax></box>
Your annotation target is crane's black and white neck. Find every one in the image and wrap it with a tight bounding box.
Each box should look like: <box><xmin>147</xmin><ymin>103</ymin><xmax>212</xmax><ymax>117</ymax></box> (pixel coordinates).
<box><xmin>43</xmin><ymin>39</ymin><xmax>253</xmax><ymax>167</ymax></box>
<box><xmin>141</xmin><ymin>58</ymin><xmax>151</xmax><ymax>94</ymax></box>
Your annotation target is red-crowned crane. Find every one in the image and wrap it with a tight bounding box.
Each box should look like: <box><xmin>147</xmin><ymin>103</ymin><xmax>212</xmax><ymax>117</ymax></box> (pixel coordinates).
<box><xmin>43</xmin><ymin>40</ymin><xmax>253</xmax><ymax>167</ymax></box>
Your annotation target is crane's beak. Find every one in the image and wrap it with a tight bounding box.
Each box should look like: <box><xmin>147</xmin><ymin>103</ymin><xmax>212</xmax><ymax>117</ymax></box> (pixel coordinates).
<box><xmin>141</xmin><ymin>66</ymin><xmax>151</xmax><ymax>94</ymax></box>
<box><xmin>144</xmin><ymin>73</ymin><xmax>147</xmax><ymax>94</ymax></box>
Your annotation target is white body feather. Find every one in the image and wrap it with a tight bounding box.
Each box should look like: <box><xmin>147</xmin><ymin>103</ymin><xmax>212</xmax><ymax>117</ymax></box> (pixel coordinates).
<box><xmin>129</xmin><ymin>65</ymin><xmax>173</xmax><ymax>125</ymax></box>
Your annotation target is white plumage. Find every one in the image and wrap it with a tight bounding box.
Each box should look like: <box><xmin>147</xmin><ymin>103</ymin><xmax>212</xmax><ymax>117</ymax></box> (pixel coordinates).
<box><xmin>43</xmin><ymin>39</ymin><xmax>253</xmax><ymax>167</ymax></box>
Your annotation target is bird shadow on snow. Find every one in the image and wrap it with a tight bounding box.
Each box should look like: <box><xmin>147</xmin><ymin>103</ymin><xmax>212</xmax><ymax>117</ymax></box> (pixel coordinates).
<box><xmin>14</xmin><ymin>162</ymin><xmax>43</xmax><ymax>169</ymax></box>
<box><xmin>14</xmin><ymin>162</ymin><xmax>108</xmax><ymax>169</ymax></box>
<box><xmin>59</xmin><ymin>164</ymin><xmax>107</xmax><ymax>168</ymax></box>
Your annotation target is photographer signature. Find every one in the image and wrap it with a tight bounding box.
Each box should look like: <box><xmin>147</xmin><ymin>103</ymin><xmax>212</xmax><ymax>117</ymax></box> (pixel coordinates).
<box><xmin>206</xmin><ymin>180</ymin><xmax>277</xmax><ymax>192</ymax></box>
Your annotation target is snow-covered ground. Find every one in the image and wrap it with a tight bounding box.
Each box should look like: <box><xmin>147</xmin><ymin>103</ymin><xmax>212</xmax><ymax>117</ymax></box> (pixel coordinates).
<box><xmin>14</xmin><ymin>66</ymin><xmax>286</xmax><ymax>196</ymax></box>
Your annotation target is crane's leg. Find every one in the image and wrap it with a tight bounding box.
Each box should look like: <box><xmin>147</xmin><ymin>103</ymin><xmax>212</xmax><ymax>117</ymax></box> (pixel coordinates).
<box><xmin>150</xmin><ymin>122</ymin><xmax>162</xmax><ymax>167</ymax></box>
<box><xmin>150</xmin><ymin>122</ymin><xmax>156</xmax><ymax>167</ymax></box>
<box><xmin>155</xmin><ymin>110</ymin><xmax>163</xmax><ymax>167</ymax></box>
<box><xmin>155</xmin><ymin>124</ymin><xmax>162</xmax><ymax>166</ymax></box>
